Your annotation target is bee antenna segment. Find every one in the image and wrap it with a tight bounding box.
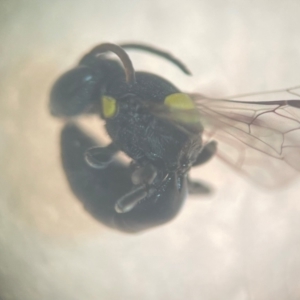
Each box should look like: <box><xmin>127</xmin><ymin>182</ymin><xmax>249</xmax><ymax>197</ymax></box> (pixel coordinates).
<box><xmin>89</xmin><ymin>43</ymin><xmax>136</xmax><ymax>85</ymax></box>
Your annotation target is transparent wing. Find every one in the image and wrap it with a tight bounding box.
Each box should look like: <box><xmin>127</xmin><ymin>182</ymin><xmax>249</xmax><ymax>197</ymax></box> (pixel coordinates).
<box><xmin>141</xmin><ymin>86</ymin><xmax>300</xmax><ymax>187</ymax></box>
<box><xmin>189</xmin><ymin>85</ymin><xmax>300</xmax><ymax>188</ymax></box>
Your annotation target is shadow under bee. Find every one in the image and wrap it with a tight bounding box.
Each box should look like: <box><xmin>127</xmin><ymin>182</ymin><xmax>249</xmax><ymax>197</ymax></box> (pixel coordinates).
<box><xmin>60</xmin><ymin>123</ymin><xmax>186</xmax><ymax>233</ymax></box>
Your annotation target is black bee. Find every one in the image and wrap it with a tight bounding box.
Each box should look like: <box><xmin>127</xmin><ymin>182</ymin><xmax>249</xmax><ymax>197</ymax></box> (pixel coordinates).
<box><xmin>50</xmin><ymin>43</ymin><xmax>300</xmax><ymax>232</ymax></box>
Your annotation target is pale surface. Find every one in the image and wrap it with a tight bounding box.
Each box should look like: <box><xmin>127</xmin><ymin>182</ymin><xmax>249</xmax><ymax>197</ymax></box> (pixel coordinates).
<box><xmin>1</xmin><ymin>0</ymin><xmax>300</xmax><ymax>299</ymax></box>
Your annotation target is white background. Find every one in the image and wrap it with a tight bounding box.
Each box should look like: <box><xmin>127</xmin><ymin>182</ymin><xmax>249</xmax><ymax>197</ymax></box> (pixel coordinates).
<box><xmin>1</xmin><ymin>0</ymin><xmax>300</xmax><ymax>299</ymax></box>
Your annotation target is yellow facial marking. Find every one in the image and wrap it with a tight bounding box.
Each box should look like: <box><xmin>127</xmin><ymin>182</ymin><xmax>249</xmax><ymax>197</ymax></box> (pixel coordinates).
<box><xmin>164</xmin><ymin>93</ymin><xmax>196</xmax><ymax>110</ymax></box>
<box><xmin>102</xmin><ymin>96</ymin><xmax>117</xmax><ymax>118</ymax></box>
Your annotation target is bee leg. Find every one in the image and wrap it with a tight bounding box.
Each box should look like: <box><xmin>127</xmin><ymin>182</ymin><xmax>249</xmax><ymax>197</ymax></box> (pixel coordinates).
<box><xmin>193</xmin><ymin>140</ymin><xmax>217</xmax><ymax>167</ymax></box>
<box><xmin>85</xmin><ymin>143</ymin><xmax>118</xmax><ymax>169</ymax></box>
<box><xmin>115</xmin><ymin>163</ymin><xmax>158</xmax><ymax>213</ymax></box>
<box><xmin>187</xmin><ymin>141</ymin><xmax>217</xmax><ymax>195</ymax></box>
<box><xmin>114</xmin><ymin>185</ymin><xmax>148</xmax><ymax>213</ymax></box>
<box><xmin>130</xmin><ymin>163</ymin><xmax>157</xmax><ymax>186</ymax></box>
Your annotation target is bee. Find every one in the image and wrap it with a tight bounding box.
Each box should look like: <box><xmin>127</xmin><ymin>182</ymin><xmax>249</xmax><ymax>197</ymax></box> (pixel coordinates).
<box><xmin>50</xmin><ymin>43</ymin><xmax>300</xmax><ymax>232</ymax></box>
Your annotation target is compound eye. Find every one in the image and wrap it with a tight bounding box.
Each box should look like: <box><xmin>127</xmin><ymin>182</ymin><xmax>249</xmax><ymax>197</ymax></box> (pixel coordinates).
<box><xmin>101</xmin><ymin>95</ymin><xmax>118</xmax><ymax>119</ymax></box>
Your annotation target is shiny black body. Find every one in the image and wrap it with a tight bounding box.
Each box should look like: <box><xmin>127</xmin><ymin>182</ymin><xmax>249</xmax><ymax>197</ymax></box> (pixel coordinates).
<box><xmin>50</xmin><ymin>43</ymin><xmax>215</xmax><ymax>232</ymax></box>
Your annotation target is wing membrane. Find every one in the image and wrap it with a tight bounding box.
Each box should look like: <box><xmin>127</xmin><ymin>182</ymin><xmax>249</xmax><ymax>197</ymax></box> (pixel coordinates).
<box><xmin>140</xmin><ymin>86</ymin><xmax>300</xmax><ymax>187</ymax></box>
<box><xmin>189</xmin><ymin>86</ymin><xmax>300</xmax><ymax>187</ymax></box>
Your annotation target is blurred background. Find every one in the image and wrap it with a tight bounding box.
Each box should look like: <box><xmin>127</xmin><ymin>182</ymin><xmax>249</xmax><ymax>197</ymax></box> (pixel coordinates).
<box><xmin>1</xmin><ymin>0</ymin><xmax>300</xmax><ymax>299</ymax></box>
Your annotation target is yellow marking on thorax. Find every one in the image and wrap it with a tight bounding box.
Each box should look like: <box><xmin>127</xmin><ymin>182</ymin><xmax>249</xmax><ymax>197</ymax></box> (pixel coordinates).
<box><xmin>164</xmin><ymin>93</ymin><xmax>196</xmax><ymax>110</ymax></box>
<box><xmin>164</xmin><ymin>93</ymin><xmax>199</xmax><ymax>124</ymax></box>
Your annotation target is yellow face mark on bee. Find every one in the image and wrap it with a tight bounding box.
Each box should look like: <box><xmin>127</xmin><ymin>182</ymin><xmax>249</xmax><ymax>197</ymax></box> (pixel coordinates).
<box><xmin>102</xmin><ymin>96</ymin><xmax>117</xmax><ymax>118</ymax></box>
<box><xmin>164</xmin><ymin>93</ymin><xmax>196</xmax><ymax>110</ymax></box>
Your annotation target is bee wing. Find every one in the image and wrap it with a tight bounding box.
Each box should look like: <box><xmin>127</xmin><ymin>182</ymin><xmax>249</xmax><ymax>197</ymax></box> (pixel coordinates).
<box><xmin>142</xmin><ymin>86</ymin><xmax>300</xmax><ymax>187</ymax></box>
<box><xmin>188</xmin><ymin>86</ymin><xmax>300</xmax><ymax>188</ymax></box>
